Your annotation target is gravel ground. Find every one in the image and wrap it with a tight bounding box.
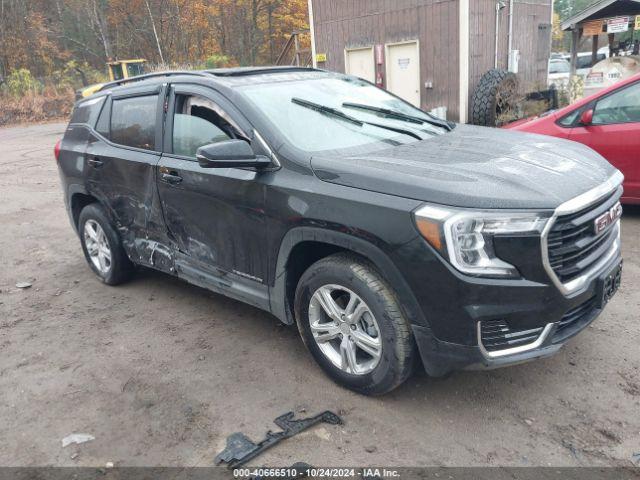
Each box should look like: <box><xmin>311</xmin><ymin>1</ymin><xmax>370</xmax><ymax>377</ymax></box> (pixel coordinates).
<box><xmin>0</xmin><ymin>122</ymin><xmax>639</xmax><ymax>468</ymax></box>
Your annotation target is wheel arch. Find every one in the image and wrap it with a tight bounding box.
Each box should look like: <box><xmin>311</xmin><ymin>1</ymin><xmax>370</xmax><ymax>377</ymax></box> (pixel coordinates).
<box><xmin>69</xmin><ymin>185</ymin><xmax>99</xmax><ymax>232</ymax></box>
<box><xmin>270</xmin><ymin>227</ymin><xmax>428</xmax><ymax>331</ymax></box>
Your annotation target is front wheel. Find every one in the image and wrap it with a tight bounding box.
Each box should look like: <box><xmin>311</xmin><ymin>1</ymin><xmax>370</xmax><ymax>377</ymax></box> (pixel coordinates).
<box><xmin>294</xmin><ymin>253</ymin><xmax>416</xmax><ymax>395</ymax></box>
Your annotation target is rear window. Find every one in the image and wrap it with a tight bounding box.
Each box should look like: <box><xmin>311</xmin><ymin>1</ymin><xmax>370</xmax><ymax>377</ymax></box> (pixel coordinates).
<box><xmin>110</xmin><ymin>95</ymin><xmax>158</xmax><ymax>150</ymax></box>
<box><xmin>576</xmin><ymin>54</ymin><xmax>604</xmax><ymax>70</ymax></box>
<box><xmin>70</xmin><ymin>96</ymin><xmax>106</xmax><ymax>126</ymax></box>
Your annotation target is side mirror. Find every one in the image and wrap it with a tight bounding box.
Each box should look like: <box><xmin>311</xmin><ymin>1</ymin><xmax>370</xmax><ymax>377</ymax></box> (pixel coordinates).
<box><xmin>196</xmin><ymin>140</ymin><xmax>271</xmax><ymax>169</ymax></box>
<box><xmin>579</xmin><ymin>109</ymin><xmax>593</xmax><ymax>126</ymax></box>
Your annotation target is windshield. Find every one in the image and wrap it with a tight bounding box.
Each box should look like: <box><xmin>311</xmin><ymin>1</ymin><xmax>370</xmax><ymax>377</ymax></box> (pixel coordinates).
<box><xmin>239</xmin><ymin>75</ymin><xmax>448</xmax><ymax>153</ymax></box>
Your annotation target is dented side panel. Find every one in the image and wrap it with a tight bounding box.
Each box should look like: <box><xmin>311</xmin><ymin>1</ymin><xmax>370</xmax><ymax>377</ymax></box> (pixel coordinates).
<box><xmin>85</xmin><ymin>134</ymin><xmax>175</xmax><ymax>274</ymax></box>
<box><xmin>155</xmin><ymin>155</ymin><xmax>268</xmax><ymax>283</ymax></box>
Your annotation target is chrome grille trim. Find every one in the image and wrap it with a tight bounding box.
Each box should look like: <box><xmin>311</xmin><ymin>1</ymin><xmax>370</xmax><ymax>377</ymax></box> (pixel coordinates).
<box><xmin>478</xmin><ymin>322</ymin><xmax>554</xmax><ymax>358</ymax></box>
<box><xmin>541</xmin><ymin>171</ymin><xmax>624</xmax><ymax>296</ymax></box>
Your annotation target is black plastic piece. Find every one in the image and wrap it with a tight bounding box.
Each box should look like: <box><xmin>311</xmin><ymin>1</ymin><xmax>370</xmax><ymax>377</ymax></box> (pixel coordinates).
<box><xmin>215</xmin><ymin>411</ymin><xmax>343</xmax><ymax>468</ymax></box>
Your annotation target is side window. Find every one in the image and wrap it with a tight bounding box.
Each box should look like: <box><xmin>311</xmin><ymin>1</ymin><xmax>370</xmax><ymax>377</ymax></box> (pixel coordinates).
<box><xmin>110</xmin><ymin>95</ymin><xmax>158</xmax><ymax>150</ymax></box>
<box><xmin>593</xmin><ymin>82</ymin><xmax>640</xmax><ymax>125</ymax></box>
<box><xmin>172</xmin><ymin>94</ymin><xmax>242</xmax><ymax>157</ymax></box>
<box><xmin>126</xmin><ymin>63</ymin><xmax>145</xmax><ymax>77</ymax></box>
<box><xmin>95</xmin><ymin>98</ymin><xmax>111</xmax><ymax>138</ymax></box>
<box><xmin>70</xmin><ymin>96</ymin><xmax>106</xmax><ymax>126</ymax></box>
<box><xmin>558</xmin><ymin>108</ymin><xmax>582</xmax><ymax>127</ymax></box>
<box><xmin>109</xmin><ymin>64</ymin><xmax>124</xmax><ymax>81</ymax></box>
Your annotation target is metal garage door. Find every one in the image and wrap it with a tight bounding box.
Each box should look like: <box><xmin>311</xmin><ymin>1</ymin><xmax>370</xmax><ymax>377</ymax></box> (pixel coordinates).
<box><xmin>386</xmin><ymin>41</ymin><xmax>420</xmax><ymax>107</ymax></box>
<box><xmin>345</xmin><ymin>47</ymin><xmax>375</xmax><ymax>83</ymax></box>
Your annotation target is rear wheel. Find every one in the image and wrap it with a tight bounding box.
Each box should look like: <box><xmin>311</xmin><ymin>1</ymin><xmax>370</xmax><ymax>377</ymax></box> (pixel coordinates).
<box><xmin>78</xmin><ymin>203</ymin><xmax>133</xmax><ymax>285</ymax></box>
<box><xmin>294</xmin><ymin>253</ymin><xmax>416</xmax><ymax>395</ymax></box>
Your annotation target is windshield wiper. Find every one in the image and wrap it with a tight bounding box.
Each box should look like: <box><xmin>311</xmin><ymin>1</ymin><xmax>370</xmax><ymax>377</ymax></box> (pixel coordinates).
<box><xmin>342</xmin><ymin>102</ymin><xmax>453</xmax><ymax>131</ymax></box>
<box><xmin>291</xmin><ymin>98</ymin><xmax>423</xmax><ymax>140</ymax></box>
<box><xmin>292</xmin><ymin>98</ymin><xmax>363</xmax><ymax>126</ymax></box>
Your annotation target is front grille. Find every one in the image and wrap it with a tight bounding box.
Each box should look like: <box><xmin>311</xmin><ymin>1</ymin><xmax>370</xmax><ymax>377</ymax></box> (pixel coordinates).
<box><xmin>546</xmin><ymin>191</ymin><xmax>620</xmax><ymax>284</ymax></box>
<box><xmin>553</xmin><ymin>296</ymin><xmax>598</xmax><ymax>343</ymax></box>
<box><xmin>480</xmin><ymin>320</ymin><xmax>545</xmax><ymax>352</ymax></box>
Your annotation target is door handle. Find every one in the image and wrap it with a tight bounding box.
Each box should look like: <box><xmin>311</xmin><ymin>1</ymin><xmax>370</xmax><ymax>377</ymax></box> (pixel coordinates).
<box><xmin>161</xmin><ymin>172</ymin><xmax>183</xmax><ymax>185</ymax></box>
<box><xmin>87</xmin><ymin>157</ymin><xmax>103</xmax><ymax>168</ymax></box>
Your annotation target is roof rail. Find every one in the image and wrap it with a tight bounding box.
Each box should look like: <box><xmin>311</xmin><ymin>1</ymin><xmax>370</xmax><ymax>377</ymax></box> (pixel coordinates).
<box><xmin>207</xmin><ymin>66</ymin><xmax>318</xmax><ymax>77</ymax></box>
<box><xmin>97</xmin><ymin>70</ymin><xmax>210</xmax><ymax>92</ymax></box>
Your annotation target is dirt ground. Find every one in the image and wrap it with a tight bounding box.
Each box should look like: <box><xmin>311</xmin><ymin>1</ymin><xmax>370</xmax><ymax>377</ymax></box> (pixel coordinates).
<box><xmin>0</xmin><ymin>122</ymin><xmax>639</xmax><ymax>468</ymax></box>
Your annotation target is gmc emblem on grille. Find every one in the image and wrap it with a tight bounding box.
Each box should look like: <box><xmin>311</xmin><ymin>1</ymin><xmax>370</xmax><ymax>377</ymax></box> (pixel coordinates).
<box><xmin>594</xmin><ymin>202</ymin><xmax>622</xmax><ymax>235</ymax></box>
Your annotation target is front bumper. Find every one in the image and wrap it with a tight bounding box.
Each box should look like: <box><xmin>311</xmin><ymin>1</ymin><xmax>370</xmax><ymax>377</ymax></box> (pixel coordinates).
<box><xmin>411</xmin><ymin>297</ymin><xmax>603</xmax><ymax>376</ymax></box>
<box><xmin>400</xmin><ymin>231</ymin><xmax>622</xmax><ymax>376</ymax></box>
<box><xmin>391</xmin><ymin>175</ymin><xmax>624</xmax><ymax>377</ymax></box>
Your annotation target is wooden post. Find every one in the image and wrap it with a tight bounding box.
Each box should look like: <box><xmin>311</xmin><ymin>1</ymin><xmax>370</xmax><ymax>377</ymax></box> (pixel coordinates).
<box><xmin>570</xmin><ymin>28</ymin><xmax>580</xmax><ymax>75</ymax></box>
<box><xmin>608</xmin><ymin>32</ymin><xmax>615</xmax><ymax>56</ymax></box>
<box><xmin>591</xmin><ymin>34</ymin><xmax>599</xmax><ymax>64</ymax></box>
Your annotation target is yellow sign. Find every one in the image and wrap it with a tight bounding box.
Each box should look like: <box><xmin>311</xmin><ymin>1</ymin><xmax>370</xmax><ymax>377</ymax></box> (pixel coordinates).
<box><xmin>315</xmin><ymin>53</ymin><xmax>327</xmax><ymax>63</ymax></box>
<box><xmin>635</xmin><ymin>15</ymin><xmax>640</xmax><ymax>29</ymax></box>
<box><xmin>583</xmin><ymin>19</ymin><xmax>603</xmax><ymax>36</ymax></box>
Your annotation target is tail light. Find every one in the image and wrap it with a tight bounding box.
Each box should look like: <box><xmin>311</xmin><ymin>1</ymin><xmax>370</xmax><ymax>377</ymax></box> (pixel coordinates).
<box><xmin>54</xmin><ymin>139</ymin><xmax>62</xmax><ymax>162</ymax></box>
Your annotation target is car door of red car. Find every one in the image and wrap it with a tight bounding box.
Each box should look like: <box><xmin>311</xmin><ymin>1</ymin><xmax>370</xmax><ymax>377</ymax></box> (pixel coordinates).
<box><xmin>568</xmin><ymin>81</ymin><xmax>640</xmax><ymax>203</ymax></box>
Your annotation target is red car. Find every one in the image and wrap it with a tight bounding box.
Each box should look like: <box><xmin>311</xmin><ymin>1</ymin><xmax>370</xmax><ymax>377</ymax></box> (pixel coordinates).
<box><xmin>505</xmin><ymin>73</ymin><xmax>640</xmax><ymax>204</ymax></box>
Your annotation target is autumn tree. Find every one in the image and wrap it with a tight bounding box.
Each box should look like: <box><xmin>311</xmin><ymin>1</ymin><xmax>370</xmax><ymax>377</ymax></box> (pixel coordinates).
<box><xmin>0</xmin><ymin>0</ymin><xmax>309</xmax><ymax>81</ymax></box>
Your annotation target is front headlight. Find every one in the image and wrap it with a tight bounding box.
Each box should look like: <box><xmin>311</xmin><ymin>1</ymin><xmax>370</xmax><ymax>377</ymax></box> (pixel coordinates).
<box><xmin>414</xmin><ymin>205</ymin><xmax>550</xmax><ymax>277</ymax></box>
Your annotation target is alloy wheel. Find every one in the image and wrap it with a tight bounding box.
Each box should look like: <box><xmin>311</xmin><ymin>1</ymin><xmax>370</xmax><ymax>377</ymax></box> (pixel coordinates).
<box><xmin>308</xmin><ymin>284</ymin><xmax>382</xmax><ymax>375</ymax></box>
<box><xmin>83</xmin><ymin>219</ymin><xmax>112</xmax><ymax>274</ymax></box>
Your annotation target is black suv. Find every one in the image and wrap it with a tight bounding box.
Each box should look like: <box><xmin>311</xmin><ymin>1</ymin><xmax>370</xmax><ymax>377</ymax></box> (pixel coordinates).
<box><xmin>56</xmin><ymin>67</ymin><xmax>623</xmax><ymax>395</ymax></box>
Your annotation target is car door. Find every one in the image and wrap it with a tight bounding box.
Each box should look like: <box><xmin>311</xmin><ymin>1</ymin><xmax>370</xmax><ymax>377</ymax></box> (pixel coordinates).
<box><xmin>156</xmin><ymin>84</ymin><xmax>271</xmax><ymax>309</ymax></box>
<box><xmin>568</xmin><ymin>81</ymin><xmax>640</xmax><ymax>201</ymax></box>
<box><xmin>85</xmin><ymin>85</ymin><xmax>170</xmax><ymax>267</ymax></box>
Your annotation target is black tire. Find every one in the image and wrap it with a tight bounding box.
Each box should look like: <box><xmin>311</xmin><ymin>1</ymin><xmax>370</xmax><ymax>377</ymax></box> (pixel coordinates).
<box><xmin>294</xmin><ymin>253</ymin><xmax>416</xmax><ymax>395</ymax></box>
<box><xmin>78</xmin><ymin>203</ymin><xmax>133</xmax><ymax>285</ymax></box>
<box><xmin>471</xmin><ymin>69</ymin><xmax>518</xmax><ymax>127</ymax></box>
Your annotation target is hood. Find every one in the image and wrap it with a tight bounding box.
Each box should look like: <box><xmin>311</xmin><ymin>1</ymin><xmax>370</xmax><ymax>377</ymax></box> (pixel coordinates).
<box><xmin>311</xmin><ymin>124</ymin><xmax>617</xmax><ymax>209</ymax></box>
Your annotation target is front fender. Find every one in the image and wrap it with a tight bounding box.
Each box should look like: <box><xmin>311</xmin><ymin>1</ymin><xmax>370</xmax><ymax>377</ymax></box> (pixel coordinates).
<box><xmin>270</xmin><ymin>226</ymin><xmax>430</xmax><ymax>332</ymax></box>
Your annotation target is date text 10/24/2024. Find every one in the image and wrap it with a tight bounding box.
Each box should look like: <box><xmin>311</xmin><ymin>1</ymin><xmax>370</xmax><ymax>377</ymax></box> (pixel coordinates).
<box><xmin>233</xmin><ymin>468</ymin><xmax>401</xmax><ymax>478</ymax></box>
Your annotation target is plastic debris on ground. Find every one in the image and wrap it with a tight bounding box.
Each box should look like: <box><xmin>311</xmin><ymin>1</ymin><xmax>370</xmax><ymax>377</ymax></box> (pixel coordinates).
<box><xmin>61</xmin><ymin>433</ymin><xmax>95</xmax><ymax>448</ymax></box>
<box><xmin>215</xmin><ymin>410</ymin><xmax>343</xmax><ymax>469</ymax></box>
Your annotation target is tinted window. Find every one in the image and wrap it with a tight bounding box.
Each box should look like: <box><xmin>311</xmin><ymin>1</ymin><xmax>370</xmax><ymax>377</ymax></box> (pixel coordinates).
<box><xmin>110</xmin><ymin>95</ymin><xmax>158</xmax><ymax>150</ymax></box>
<box><xmin>593</xmin><ymin>82</ymin><xmax>640</xmax><ymax>125</ymax></box>
<box><xmin>70</xmin><ymin>96</ymin><xmax>106</xmax><ymax>126</ymax></box>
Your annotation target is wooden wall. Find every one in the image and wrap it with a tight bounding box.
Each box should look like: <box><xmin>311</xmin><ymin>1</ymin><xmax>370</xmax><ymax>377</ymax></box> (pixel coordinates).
<box><xmin>311</xmin><ymin>0</ymin><xmax>552</xmax><ymax>122</ymax></box>
<box><xmin>469</xmin><ymin>0</ymin><xmax>509</xmax><ymax>108</ymax></box>
<box><xmin>469</xmin><ymin>0</ymin><xmax>552</xmax><ymax>106</ymax></box>
<box><xmin>510</xmin><ymin>0</ymin><xmax>553</xmax><ymax>91</ymax></box>
<box><xmin>311</xmin><ymin>0</ymin><xmax>461</xmax><ymax>120</ymax></box>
